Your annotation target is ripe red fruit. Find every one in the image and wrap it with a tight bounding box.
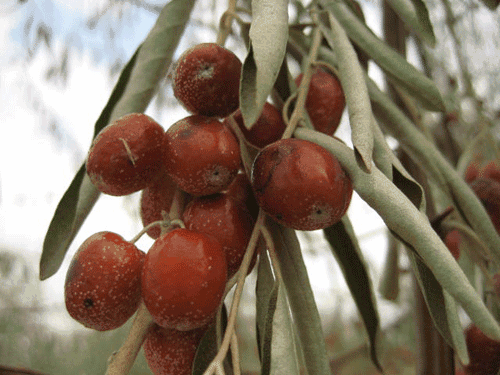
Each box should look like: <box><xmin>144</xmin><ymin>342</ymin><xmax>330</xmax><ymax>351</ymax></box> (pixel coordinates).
<box><xmin>444</xmin><ymin>229</ymin><xmax>461</xmax><ymax>260</ymax></box>
<box><xmin>86</xmin><ymin>113</ymin><xmax>165</xmax><ymax>196</ymax></box>
<box><xmin>183</xmin><ymin>193</ymin><xmax>255</xmax><ymax>278</ymax></box>
<box><xmin>141</xmin><ymin>228</ymin><xmax>227</xmax><ymax>331</ymax></box>
<box><xmin>469</xmin><ymin>177</ymin><xmax>500</xmax><ymax>234</ymax></box>
<box><xmin>481</xmin><ymin>160</ymin><xmax>500</xmax><ymax>183</ymax></box>
<box><xmin>224</xmin><ymin>172</ymin><xmax>260</xmax><ymax>219</ymax></box>
<box><xmin>225</xmin><ymin>102</ymin><xmax>287</xmax><ymax>149</ymax></box>
<box><xmin>140</xmin><ymin>170</ymin><xmax>178</xmax><ymax>239</ymax></box>
<box><xmin>172</xmin><ymin>43</ymin><xmax>242</xmax><ymax>118</ymax></box>
<box><xmin>464</xmin><ymin>161</ymin><xmax>481</xmax><ymax>183</ymax></box>
<box><xmin>251</xmin><ymin>138</ymin><xmax>353</xmax><ymax>231</ymax></box>
<box><xmin>463</xmin><ymin>323</ymin><xmax>500</xmax><ymax>375</ymax></box>
<box><xmin>163</xmin><ymin>115</ymin><xmax>241</xmax><ymax>196</ymax></box>
<box><xmin>295</xmin><ymin>68</ymin><xmax>346</xmax><ymax>136</ymax></box>
<box><xmin>143</xmin><ymin>324</ymin><xmax>207</xmax><ymax>375</ymax></box>
<box><xmin>64</xmin><ymin>231</ymin><xmax>145</xmax><ymax>331</ymax></box>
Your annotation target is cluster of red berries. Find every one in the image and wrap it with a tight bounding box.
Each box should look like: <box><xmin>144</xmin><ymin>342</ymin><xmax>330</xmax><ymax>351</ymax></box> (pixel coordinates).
<box><xmin>65</xmin><ymin>42</ymin><xmax>351</xmax><ymax>374</ymax></box>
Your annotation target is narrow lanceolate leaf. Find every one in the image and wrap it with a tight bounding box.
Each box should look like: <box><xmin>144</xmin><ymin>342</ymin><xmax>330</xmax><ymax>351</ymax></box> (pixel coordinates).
<box><xmin>385</xmin><ymin>0</ymin><xmax>436</xmax><ymax>46</ymax></box>
<box><xmin>256</xmin><ymin>251</ymin><xmax>300</xmax><ymax>375</ymax></box>
<box><xmin>40</xmin><ymin>0</ymin><xmax>196</xmax><ymax>280</ymax></box>
<box><xmin>294</xmin><ymin>127</ymin><xmax>500</xmax><ymax>342</ymax></box>
<box><xmin>267</xmin><ymin>220</ymin><xmax>331</xmax><ymax>375</ymax></box>
<box><xmin>240</xmin><ymin>0</ymin><xmax>288</xmax><ymax>129</ymax></box>
<box><xmin>319</xmin><ymin>0</ymin><xmax>445</xmax><ymax>111</ymax></box>
<box><xmin>323</xmin><ymin>217</ymin><xmax>383</xmax><ymax>372</ymax></box>
<box><xmin>320</xmin><ymin>13</ymin><xmax>373</xmax><ymax>172</ymax></box>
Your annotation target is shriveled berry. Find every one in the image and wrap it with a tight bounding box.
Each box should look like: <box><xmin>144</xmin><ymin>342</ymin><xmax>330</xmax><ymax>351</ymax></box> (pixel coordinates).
<box><xmin>183</xmin><ymin>193</ymin><xmax>255</xmax><ymax>278</ymax></box>
<box><xmin>295</xmin><ymin>68</ymin><xmax>345</xmax><ymax>136</ymax></box>
<box><xmin>64</xmin><ymin>231</ymin><xmax>145</xmax><ymax>331</ymax></box>
<box><xmin>143</xmin><ymin>324</ymin><xmax>207</xmax><ymax>375</ymax></box>
<box><xmin>172</xmin><ymin>43</ymin><xmax>241</xmax><ymax>118</ymax></box>
<box><xmin>163</xmin><ymin>115</ymin><xmax>241</xmax><ymax>196</ymax></box>
<box><xmin>251</xmin><ymin>138</ymin><xmax>353</xmax><ymax>231</ymax></box>
<box><xmin>463</xmin><ymin>323</ymin><xmax>500</xmax><ymax>375</ymax></box>
<box><xmin>140</xmin><ymin>170</ymin><xmax>178</xmax><ymax>239</ymax></box>
<box><xmin>86</xmin><ymin>113</ymin><xmax>165</xmax><ymax>196</ymax></box>
<box><xmin>225</xmin><ymin>103</ymin><xmax>287</xmax><ymax>149</ymax></box>
<box><xmin>142</xmin><ymin>228</ymin><xmax>227</xmax><ymax>331</ymax></box>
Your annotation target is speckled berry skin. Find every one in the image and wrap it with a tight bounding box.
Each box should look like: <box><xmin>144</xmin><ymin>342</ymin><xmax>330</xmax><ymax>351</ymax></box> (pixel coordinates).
<box><xmin>251</xmin><ymin>138</ymin><xmax>353</xmax><ymax>231</ymax></box>
<box><xmin>140</xmin><ymin>170</ymin><xmax>178</xmax><ymax>239</ymax></box>
<box><xmin>86</xmin><ymin>113</ymin><xmax>165</xmax><ymax>196</ymax></box>
<box><xmin>163</xmin><ymin>115</ymin><xmax>241</xmax><ymax>196</ymax></box>
<box><xmin>141</xmin><ymin>228</ymin><xmax>227</xmax><ymax>331</ymax></box>
<box><xmin>143</xmin><ymin>324</ymin><xmax>207</xmax><ymax>375</ymax></box>
<box><xmin>172</xmin><ymin>43</ymin><xmax>241</xmax><ymax>118</ymax></box>
<box><xmin>183</xmin><ymin>193</ymin><xmax>255</xmax><ymax>278</ymax></box>
<box><xmin>295</xmin><ymin>68</ymin><xmax>345</xmax><ymax>136</ymax></box>
<box><xmin>225</xmin><ymin>103</ymin><xmax>287</xmax><ymax>149</ymax></box>
<box><xmin>64</xmin><ymin>231</ymin><xmax>145</xmax><ymax>331</ymax></box>
<box><xmin>463</xmin><ymin>323</ymin><xmax>500</xmax><ymax>375</ymax></box>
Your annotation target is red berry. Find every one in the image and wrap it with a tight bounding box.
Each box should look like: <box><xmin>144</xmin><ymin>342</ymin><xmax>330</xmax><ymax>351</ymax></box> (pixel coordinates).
<box><xmin>64</xmin><ymin>231</ymin><xmax>145</xmax><ymax>331</ymax></box>
<box><xmin>469</xmin><ymin>177</ymin><xmax>500</xmax><ymax>234</ymax></box>
<box><xmin>464</xmin><ymin>161</ymin><xmax>481</xmax><ymax>183</ymax></box>
<box><xmin>481</xmin><ymin>160</ymin><xmax>500</xmax><ymax>183</ymax></box>
<box><xmin>140</xmin><ymin>170</ymin><xmax>178</xmax><ymax>239</ymax></box>
<box><xmin>225</xmin><ymin>103</ymin><xmax>287</xmax><ymax>148</ymax></box>
<box><xmin>224</xmin><ymin>172</ymin><xmax>260</xmax><ymax>219</ymax></box>
<box><xmin>251</xmin><ymin>138</ymin><xmax>353</xmax><ymax>231</ymax></box>
<box><xmin>163</xmin><ymin>115</ymin><xmax>241</xmax><ymax>196</ymax></box>
<box><xmin>444</xmin><ymin>229</ymin><xmax>461</xmax><ymax>260</ymax></box>
<box><xmin>172</xmin><ymin>43</ymin><xmax>241</xmax><ymax>118</ymax></box>
<box><xmin>141</xmin><ymin>228</ymin><xmax>227</xmax><ymax>331</ymax></box>
<box><xmin>295</xmin><ymin>68</ymin><xmax>345</xmax><ymax>136</ymax></box>
<box><xmin>463</xmin><ymin>323</ymin><xmax>500</xmax><ymax>375</ymax></box>
<box><xmin>143</xmin><ymin>324</ymin><xmax>207</xmax><ymax>375</ymax></box>
<box><xmin>183</xmin><ymin>193</ymin><xmax>255</xmax><ymax>278</ymax></box>
<box><xmin>86</xmin><ymin>113</ymin><xmax>165</xmax><ymax>196</ymax></box>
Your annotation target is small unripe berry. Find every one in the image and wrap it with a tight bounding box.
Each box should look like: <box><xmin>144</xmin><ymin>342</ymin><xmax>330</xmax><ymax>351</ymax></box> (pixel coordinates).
<box><xmin>86</xmin><ymin>113</ymin><xmax>164</xmax><ymax>196</ymax></box>
<box><xmin>295</xmin><ymin>68</ymin><xmax>345</xmax><ymax>136</ymax></box>
<box><xmin>143</xmin><ymin>324</ymin><xmax>207</xmax><ymax>375</ymax></box>
<box><xmin>172</xmin><ymin>43</ymin><xmax>242</xmax><ymax>118</ymax></box>
<box><xmin>64</xmin><ymin>231</ymin><xmax>145</xmax><ymax>331</ymax></box>
<box><xmin>163</xmin><ymin>115</ymin><xmax>241</xmax><ymax>196</ymax></box>
<box><xmin>141</xmin><ymin>228</ymin><xmax>227</xmax><ymax>331</ymax></box>
<box><xmin>251</xmin><ymin>138</ymin><xmax>353</xmax><ymax>231</ymax></box>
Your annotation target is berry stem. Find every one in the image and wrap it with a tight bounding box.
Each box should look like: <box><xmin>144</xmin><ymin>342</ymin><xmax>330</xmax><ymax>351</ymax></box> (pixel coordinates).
<box><xmin>105</xmin><ymin>302</ymin><xmax>154</xmax><ymax>375</ymax></box>
<box><xmin>224</xmin><ymin>115</ymin><xmax>255</xmax><ymax>177</ymax></box>
<box><xmin>119</xmin><ymin>138</ymin><xmax>136</xmax><ymax>166</ymax></box>
<box><xmin>281</xmin><ymin>11</ymin><xmax>323</xmax><ymax>139</ymax></box>
<box><xmin>203</xmin><ymin>210</ymin><xmax>266</xmax><ymax>375</ymax></box>
<box><xmin>230</xmin><ymin>331</ymin><xmax>241</xmax><ymax>375</ymax></box>
<box><xmin>216</xmin><ymin>0</ymin><xmax>238</xmax><ymax>46</ymax></box>
<box><xmin>129</xmin><ymin>218</ymin><xmax>185</xmax><ymax>243</ymax></box>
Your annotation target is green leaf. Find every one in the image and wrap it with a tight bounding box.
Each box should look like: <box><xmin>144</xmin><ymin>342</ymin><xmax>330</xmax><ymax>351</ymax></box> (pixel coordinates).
<box><xmin>40</xmin><ymin>0</ymin><xmax>196</xmax><ymax>280</ymax></box>
<box><xmin>323</xmin><ymin>217</ymin><xmax>383</xmax><ymax>373</ymax></box>
<box><xmin>385</xmin><ymin>0</ymin><xmax>436</xmax><ymax>46</ymax></box>
<box><xmin>256</xmin><ymin>251</ymin><xmax>300</xmax><ymax>375</ymax></box>
<box><xmin>267</xmin><ymin>219</ymin><xmax>331</xmax><ymax>375</ymax></box>
<box><xmin>294</xmin><ymin>127</ymin><xmax>500</xmax><ymax>342</ymax></box>
<box><xmin>240</xmin><ymin>0</ymin><xmax>288</xmax><ymax>129</ymax></box>
<box><xmin>318</xmin><ymin>0</ymin><xmax>445</xmax><ymax>111</ymax></box>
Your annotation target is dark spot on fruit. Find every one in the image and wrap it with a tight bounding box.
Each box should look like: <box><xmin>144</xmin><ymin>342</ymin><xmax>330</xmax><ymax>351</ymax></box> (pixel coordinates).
<box><xmin>84</xmin><ymin>298</ymin><xmax>94</xmax><ymax>308</ymax></box>
<box><xmin>316</xmin><ymin>209</ymin><xmax>323</xmax><ymax>215</ymax></box>
<box><xmin>275</xmin><ymin>214</ymin><xmax>283</xmax><ymax>220</ymax></box>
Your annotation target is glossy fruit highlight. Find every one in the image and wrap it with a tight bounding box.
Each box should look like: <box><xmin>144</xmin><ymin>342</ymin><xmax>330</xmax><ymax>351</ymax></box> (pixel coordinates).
<box><xmin>251</xmin><ymin>138</ymin><xmax>353</xmax><ymax>231</ymax></box>
<box><xmin>172</xmin><ymin>43</ymin><xmax>242</xmax><ymax>118</ymax></box>
<box><xmin>86</xmin><ymin>113</ymin><xmax>164</xmax><ymax>196</ymax></box>
<box><xmin>141</xmin><ymin>228</ymin><xmax>227</xmax><ymax>331</ymax></box>
<box><xmin>64</xmin><ymin>231</ymin><xmax>145</xmax><ymax>331</ymax></box>
<box><xmin>163</xmin><ymin>115</ymin><xmax>241</xmax><ymax>196</ymax></box>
